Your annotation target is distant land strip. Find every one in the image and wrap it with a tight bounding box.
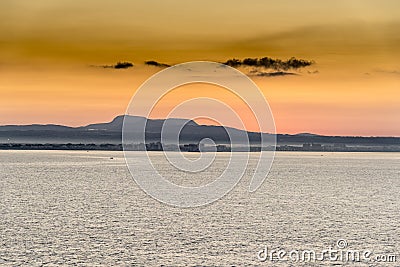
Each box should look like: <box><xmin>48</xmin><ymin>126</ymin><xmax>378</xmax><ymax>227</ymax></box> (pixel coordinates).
<box><xmin>0</xmin><ymin>116</ymin><xmax>399</xmax><ymax>152</ymax></box>
<box><xmin>1</xmin><ymin>143</ymin><xmax>399</xmax><ymax>152</ymax></box>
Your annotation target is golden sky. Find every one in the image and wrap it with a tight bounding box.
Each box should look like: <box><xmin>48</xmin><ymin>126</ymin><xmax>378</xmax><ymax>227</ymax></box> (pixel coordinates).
<box><xmin>0</xmin><ymin>0</ymin><xmax>399</xmax><ymax>136</ymax></box>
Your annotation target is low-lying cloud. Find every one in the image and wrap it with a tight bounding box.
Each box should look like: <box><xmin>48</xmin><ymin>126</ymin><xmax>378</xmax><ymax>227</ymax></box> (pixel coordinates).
<box><xmin>93</xmin><ymin>57</ymin><xmax>314</xmax><ymax>77</ymax></box>
<box><xmin>249</xmin><ymin>70</ymin><xmax>297</xmax><ymax>77</ymax></box>
<box><xmin>222</xmin><ymin>57</ymin><xmax>314</xmax><ymax>71</ymax></box>
<box><xmin>96</xmin><ymin>62</ymin><xmax>134</xmax><ymax>69</ymax></box>
<box><xmin>144</xmin><ymin>60</ymin><xmax>171</xmax><ymax>67</ymax></box>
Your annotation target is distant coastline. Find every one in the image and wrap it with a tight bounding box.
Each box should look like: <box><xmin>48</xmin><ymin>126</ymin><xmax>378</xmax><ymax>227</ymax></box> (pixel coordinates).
<box><xmin>1</xmin><ymin>115</ymin><xmax>399</xmax><ymax>152</ymax></box>
<box><xmin>1</xmin><ymin>142</ymin><xmax>399</xmax><ymax>152</ymax></box>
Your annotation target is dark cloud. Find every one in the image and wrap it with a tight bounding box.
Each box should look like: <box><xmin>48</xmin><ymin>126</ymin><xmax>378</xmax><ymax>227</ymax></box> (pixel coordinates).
<box><xmin>249</xmin><ymin>70</ymin><xmax>297</xmax><ymax>77</ymax></box>
<box><xmin>222</xmin><ymin>57</ymin><xmax>314</xmax><ymax>71</ymax></box>
<box><xmin>144</xmin><ymin>60</ymin><xmax>171</xmax><ymax>67</ymax></box>
<box><xmin>91</xmin><ymin>57</ymin><xmax>314</xmax><ymax>77</ymax></box>
<box><xmin>94</xmin><ymin>61</ymin><xmax>134</xmax><ymax>69</ymax></box>
<box><xmin>113</xmin><ymin>62</ymin><xmax>134</xmax><ymax>69</ymax></box>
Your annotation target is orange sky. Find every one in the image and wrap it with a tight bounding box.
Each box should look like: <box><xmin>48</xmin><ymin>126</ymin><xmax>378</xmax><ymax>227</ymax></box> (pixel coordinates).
<box><xmin>0</xmin><ymin>0</ymin><xmax>399</xmax><ymax>136</ymax></box>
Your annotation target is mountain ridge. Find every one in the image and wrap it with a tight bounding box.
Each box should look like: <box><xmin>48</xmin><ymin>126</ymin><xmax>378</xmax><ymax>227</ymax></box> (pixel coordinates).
<box><xmin>0</xmin><ymin>115</ymin><xmax>399</xmax><ymax>146</ymax></box>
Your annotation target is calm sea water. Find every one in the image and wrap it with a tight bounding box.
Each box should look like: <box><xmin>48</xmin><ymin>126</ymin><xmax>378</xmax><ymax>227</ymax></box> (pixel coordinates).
<box><xmin>1</xmin><ymin>151</ymin><xmax>399</xmax><ymax>266</ymax></box>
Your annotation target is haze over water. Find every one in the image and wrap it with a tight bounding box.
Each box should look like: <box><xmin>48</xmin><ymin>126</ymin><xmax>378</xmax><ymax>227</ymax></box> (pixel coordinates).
<box><xmin>1</xmin><ymin>151</ymin><xmax>399</xmax><ymax>266</ymax></box>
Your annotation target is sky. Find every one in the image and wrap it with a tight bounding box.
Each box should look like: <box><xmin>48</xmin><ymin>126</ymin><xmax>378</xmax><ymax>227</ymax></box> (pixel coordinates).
<box><xmin>0</xmin><ymin>0</ymin><xmax>399</xmax><ymax>136</ymax></box>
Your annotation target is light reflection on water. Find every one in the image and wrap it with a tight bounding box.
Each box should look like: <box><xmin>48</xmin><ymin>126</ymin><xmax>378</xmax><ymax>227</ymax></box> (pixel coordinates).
<box><xmin>0</xmin><ymin>151</ymin><xmax>399</xmax><ymax>266</ymax></box>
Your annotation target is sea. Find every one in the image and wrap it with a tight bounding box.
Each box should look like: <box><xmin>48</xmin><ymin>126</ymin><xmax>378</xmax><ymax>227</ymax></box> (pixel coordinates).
<box><xmin>1</xmin><ymin>151</ymin><xmax>399</xmax><ymax>266</ymax></box>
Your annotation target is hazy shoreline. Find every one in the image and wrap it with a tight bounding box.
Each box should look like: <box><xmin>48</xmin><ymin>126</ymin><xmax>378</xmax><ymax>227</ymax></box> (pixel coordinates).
<box><xmin>1</xmin><ymin>143</ymin><xmax>399</xmax><ymax>152</ymax></box>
